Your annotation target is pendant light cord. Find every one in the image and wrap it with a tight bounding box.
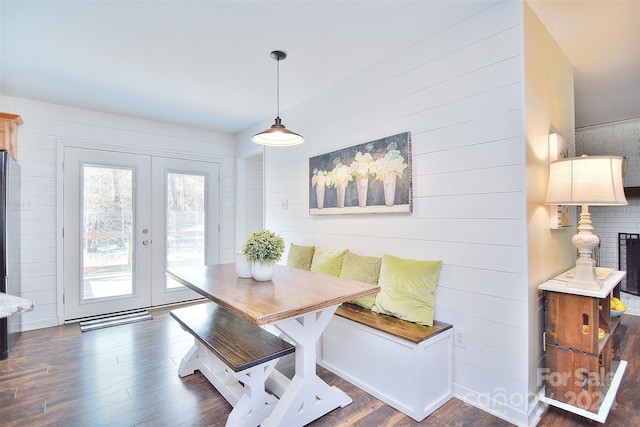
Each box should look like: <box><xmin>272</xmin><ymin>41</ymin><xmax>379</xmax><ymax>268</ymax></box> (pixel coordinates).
<box><xmin>251</xmin><ymin>49</ymin><xmax>304</xmax><ymax>146</ymax></box>
<box><xmin>276</xmin><ymin>57</ymin><xmax>280</xmax><ymax>118</ymax></box>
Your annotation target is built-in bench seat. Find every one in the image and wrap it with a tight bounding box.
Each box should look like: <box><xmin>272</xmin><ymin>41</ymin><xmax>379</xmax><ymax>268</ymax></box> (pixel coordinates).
<box><xmin>317</xmin><ymin>302</ymin><xmax>453</xmax><ymax>422</ymax></box>
<box><xmin>334</xmin><ymin>303</ymin><xmax>452</xmax><ymax>344</ymax></box>
<box><xmin>170</xmin><ymin>302</ymin><xmax>294</xmax><ymax>427</ymax></box>
<box><xmin>284</xmin><ymin>244</ymin><xmax>454</xmax><ymax>420</ymax></box>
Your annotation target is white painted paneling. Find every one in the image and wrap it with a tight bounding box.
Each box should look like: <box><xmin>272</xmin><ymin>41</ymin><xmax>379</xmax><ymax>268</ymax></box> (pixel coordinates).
<box><xmin>414</xmin><ymin>137</ymin><xmax>523</xmax><ymax>174</ymax></box>
<box><xmin>418</xmin><ymin>165</ymin><xmax>523</xmax><ymax>196</ymax></box>
<box><xmin>244</xmin><ymin>154</ymin><xmax>263</xmax><ymax>236</ymax></box>
<box><xmin>20</xmin><ymin>303</ymin><xmax>58</xmax><ymax>330</ymax></box>
<box><xmin>235</xmin><ymin>2</ymin><xmax>534</xmax><ymax>424</ymax></box>
<box><xmin>415</xmin><ymin>193</ymin><xmax>524</xmax><ymax>219</ymax></box>
<box><xmin>418</xmin><ymin>110</ymin><xmax>523</xmax><ymax>153</ymax></box>
<box><xmin>438</xmin><ymin>265</ymin><xmax>526</xmax><ymax>300</ymax></box>
<box><xmin>19</xmin><ymin>246</ymin><xmax>55</xmax><ymax>263</ymax></box>
<box><xmin>437</xmin><ymin>308</ymin><xmax>527</xmax><ymax>352</ymax></box>
<box><xmin>454</xmin><ymin>360</ymin><xmax>528</xmax><ymax>413</ymax></box>
<box><xmin>268</xmin><ymin>215</ymin><xmax>524</xmax><ymax>246</ymax></box>
<box><xmin>2</xmin><ymin>95</ymin><xmax>236</xmax><ymax>330</ymax></box>
<box><xmin>455</xmin><ymin>338</ymin><xmax>525</xmax><ymax>382</ymax></box>
<box><xmin>20</xmin><ymin>261</ymin><xmax>56</xmax><ymax>279</ymax></box>
<box><xmin>20</xmin><ymin>219</ymin><xmax>56</xmax><ymax>235</ymax></box>
<box><xmin>20</xmin><ymin>289</ymin><xmax>57</xmax><ymax>306</ymax></box>
<box><xmin>436</xmin><ymin>287</ymin><xmax>525</xmax><ymax>328</ymax></box>
<box><xmin>21</xmin><ymin>276</ymin><xmax>56</xmax><ymax>293</ymax></box>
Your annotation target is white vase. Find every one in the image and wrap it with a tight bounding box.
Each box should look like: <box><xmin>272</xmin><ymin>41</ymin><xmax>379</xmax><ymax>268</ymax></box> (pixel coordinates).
<box><xmin>337</xmin><ymin>181</ymin><xmax>347</xmax><ymax>208</ymax></box>
<box><xmin>383</xmin><ymin>175</ymin><xmax>397</xmax><ymax>207</ymax></box>
<box><xmin>251</xmin><ymin>262</ymin><xmax>275</xmax><ymax>281</ymax></box>
<box><xmin>316</xmin><ymin>186</ymin><xmax>325</xmax><ymax>209</ymax></box>
<box><xmin>356</xmin><ymin>177</ymin><xmax>368</xmax><ymax>208</ymax></box>
<box><xmin>235</xmin><ymin>252</ymin><xmax>252</xmax><ymax>278</ymax></box>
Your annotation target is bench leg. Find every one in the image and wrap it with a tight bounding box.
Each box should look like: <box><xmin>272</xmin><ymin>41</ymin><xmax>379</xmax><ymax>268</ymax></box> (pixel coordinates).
<box><xmin>177</xmin><ymin>339</ymin><xmax>205</xmax><ymax>377</ymax></box>
<box><xmin>177</xmin><ymin>339</ymin><xmax>280</xmax><ymax>427</ymax></box>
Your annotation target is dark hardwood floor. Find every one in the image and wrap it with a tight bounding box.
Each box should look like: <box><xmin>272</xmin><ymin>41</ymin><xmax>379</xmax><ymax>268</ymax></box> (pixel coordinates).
<box><xmin>1</xmin><ymin>304</ymin><xmax>638</xmax><ymax>426</ymax></box>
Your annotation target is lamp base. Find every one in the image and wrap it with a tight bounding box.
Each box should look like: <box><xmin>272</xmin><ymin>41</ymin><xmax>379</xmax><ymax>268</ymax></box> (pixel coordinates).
<box><xmin>567</xmin><ymin>257</ymin><xmax>603</xmax><ymax>290</ymax></box>
<box><xmin>567</xmin><ymin>204</ymin><xmax>603</xmax><ymax>290</ymax></box>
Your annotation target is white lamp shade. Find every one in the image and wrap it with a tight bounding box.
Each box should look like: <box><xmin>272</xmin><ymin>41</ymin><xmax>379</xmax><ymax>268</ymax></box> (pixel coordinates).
<box><xmin>545</xmin><ymin>155</ymin><xmax>627</xmax><ymax>206</ymax></box>
<box><xmin>251</xmin><ymin>117</ymin><xmax>304</xmax><ymax>147</ymax></box>
<box><xmin>251</xmin><ymin>128</ymin><xmax>304</xmax><ymax>146</ymax></box>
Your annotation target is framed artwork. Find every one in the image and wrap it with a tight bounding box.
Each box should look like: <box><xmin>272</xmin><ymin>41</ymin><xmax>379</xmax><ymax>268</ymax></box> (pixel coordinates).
<box><xmin>548</xmin><ymin>133</ymin><xmax>576</xmax><ymax>229</ymax></box>
<box><xmin>309</xmin><ymin>132</ymin><xmax>412</xmax><ymax>215</ymax></box>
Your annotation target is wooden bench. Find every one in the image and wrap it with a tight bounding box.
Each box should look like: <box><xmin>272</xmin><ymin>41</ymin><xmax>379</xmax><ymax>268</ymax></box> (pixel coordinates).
<box><xmin>317</xmin><ymin>303</ymin><xmax>453</xmax><ymax>422</ymax></box>
<box><xmin>170</xmin><ymin>302</ymin><xmax>294</xmax><ymax>427</ymax></box>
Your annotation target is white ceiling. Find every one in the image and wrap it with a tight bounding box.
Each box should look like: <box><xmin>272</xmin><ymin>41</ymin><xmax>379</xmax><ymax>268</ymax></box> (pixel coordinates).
<box><xmin>1</xmin><ymin>1</ymin><xmax>638</xmax><ymax>134</ymax></box>
<box><xmin>528</xmin><ymin>0</ymin><xmax>640</xmax><ymax>128</ymax></box>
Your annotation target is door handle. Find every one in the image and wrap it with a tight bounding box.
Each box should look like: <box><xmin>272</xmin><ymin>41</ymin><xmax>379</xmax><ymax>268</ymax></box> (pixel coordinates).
<box><xmin>142</xmin><ymin>240</ymin><xmax>150</xmax><ymax>245</ymax></box>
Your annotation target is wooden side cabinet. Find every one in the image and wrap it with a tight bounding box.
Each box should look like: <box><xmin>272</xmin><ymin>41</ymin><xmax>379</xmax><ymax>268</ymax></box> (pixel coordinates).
<box><xmin>539</xmin><ymin>270</ymin><xmax>627</xmax><ymax>423</ymax></box>
<box><xmin>0</xmin><ymin>113</ymin><xmax>23</xmax><ymax>160</ymax></box>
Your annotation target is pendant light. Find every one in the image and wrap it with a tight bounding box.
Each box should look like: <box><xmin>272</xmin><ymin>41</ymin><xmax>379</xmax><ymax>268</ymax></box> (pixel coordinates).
<box><xmin>251</xmin><ymin>50</ymin><xmax>304</xmax><ymax>146</ymax></box>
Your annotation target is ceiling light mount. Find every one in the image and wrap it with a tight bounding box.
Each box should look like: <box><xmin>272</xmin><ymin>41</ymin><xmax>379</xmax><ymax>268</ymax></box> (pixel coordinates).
<box><xmin>251</xmin><ymin>50</ymin><xmax>304</xmax><ymax>147</ymax></box>
<box><xmin>270</xmin><ymin>50</ymin><xmax>286</xmax><ymax>61</ymax></box>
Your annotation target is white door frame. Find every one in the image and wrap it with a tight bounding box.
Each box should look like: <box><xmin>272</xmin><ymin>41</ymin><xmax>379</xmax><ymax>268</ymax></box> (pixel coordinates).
<box><xmin>56</xmin><ymin>138</ymin><xmax>224</xmax><ymax>324</ymax></box>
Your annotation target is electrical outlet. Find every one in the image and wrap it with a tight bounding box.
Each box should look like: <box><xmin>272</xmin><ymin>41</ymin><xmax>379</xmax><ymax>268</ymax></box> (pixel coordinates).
<box><xmin>454</xmin><ymin>327</ymin><xmax>467</xmax><ymax>348</ymax></box>
<box><xmin>281</xmin><ymin>199</ymin><xmax>288</xmax><ymax>210</ymax></box>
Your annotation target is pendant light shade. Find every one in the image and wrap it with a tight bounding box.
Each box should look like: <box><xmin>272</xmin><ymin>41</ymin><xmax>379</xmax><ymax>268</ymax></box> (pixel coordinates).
<box><xmin>251</xmin><ymin>51</ymin><xmax>304</xmax><ymax>147</ymax></box>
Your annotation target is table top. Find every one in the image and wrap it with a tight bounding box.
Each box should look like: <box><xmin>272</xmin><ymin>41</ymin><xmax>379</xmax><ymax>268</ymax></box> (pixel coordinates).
<box><xmin>167</xmin><ymin>263</ymin><xmax>379</xmax><ymax>326</ymax></box>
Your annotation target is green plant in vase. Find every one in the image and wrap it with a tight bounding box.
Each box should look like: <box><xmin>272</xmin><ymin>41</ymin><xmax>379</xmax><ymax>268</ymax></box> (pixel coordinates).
<box><xmin>241</xmin><ymin>230</ymin><xmax>285</xmax><ymax>281</ymax></box>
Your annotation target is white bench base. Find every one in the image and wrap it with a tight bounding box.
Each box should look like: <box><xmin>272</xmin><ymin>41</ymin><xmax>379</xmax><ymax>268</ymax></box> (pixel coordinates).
<box><xmin>179</xmin><ymin>339</ymin><xmax>279</xmax><ymax>427</ymax></box>
<box><xmin>317</xmin><ymin>313</ymin><xmax>453</xmax><ymax>422</ymax></box>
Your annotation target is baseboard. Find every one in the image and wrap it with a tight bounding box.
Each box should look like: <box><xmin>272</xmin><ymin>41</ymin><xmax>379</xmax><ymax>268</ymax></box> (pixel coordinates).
<box><xmin>453</xmin><ymin>383</ymin><xmax>546</xmax><ymax>427</ymax></box>
<box><xmin>20</xmin><ymin>317</ymin><xmax>59</xmax><ymax>332</ymax></box>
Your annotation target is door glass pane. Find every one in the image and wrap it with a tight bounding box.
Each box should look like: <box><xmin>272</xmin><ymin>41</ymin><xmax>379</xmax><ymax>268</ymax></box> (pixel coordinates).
<box><xmin>166</xmin><ymin>173</ymin><xmax>205</xmax><ymax>289</ymax></box>
<box><xmin>82</xmin><ymin>165</ymin><xmax>134</xmax><ymax>301</ymax></box>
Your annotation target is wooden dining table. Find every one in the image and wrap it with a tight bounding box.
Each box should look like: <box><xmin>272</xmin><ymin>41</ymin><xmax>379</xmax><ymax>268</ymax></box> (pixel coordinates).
<box><xmin>167</xmin><ymin>263</ymin><xmax>379</xmax><ymax>427</ymax></box>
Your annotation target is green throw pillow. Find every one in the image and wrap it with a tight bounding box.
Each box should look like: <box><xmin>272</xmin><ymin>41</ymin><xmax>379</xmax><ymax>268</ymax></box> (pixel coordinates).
<box><xmin>310</xmin><ymin>247</ymin><xmax>348</xmax><ymax>277</ymax></box>
<box><xmin>340</xmin><ymin>252</ymin><xmax>381</xmax><ymax>309</ymax></box>
<box><xmin>372</xmin><ymin>254</ymin><xmax>442</xmax><ymax>326</ymax></box>
<box><xmin>286</xmin><ymin>243</ymin><xmax>315</xmax><ymax>270</ymax></box>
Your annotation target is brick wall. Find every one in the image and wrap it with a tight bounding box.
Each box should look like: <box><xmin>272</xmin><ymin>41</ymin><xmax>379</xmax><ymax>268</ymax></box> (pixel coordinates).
<box><xmin>575</xmin><ymin>117</ymin><xmax>640</xmax><ymax>314</ymax></box>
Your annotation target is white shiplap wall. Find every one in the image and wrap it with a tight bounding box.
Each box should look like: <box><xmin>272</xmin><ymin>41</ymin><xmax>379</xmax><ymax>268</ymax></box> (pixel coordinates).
<box><xmin>237</xmin><ymin>2</ymin><xmax>537</xmax><ymax>425</ymax></box>
<box><xmin>1</xmin><ymin>96</ymin><xmax>236</xmax><ymax>330</ymax></box>
<box><xmin>234</xmin><ymin>154</ymin><xmax>264</xmax><ymax>252</ymax></box>
<box><xmin>243</xmin><ymin>154</ymin><xmax>264</xmax><ymax>238</ymax></box>
<box><xmin>576</xmin><ymin>118</ymin><xmax>640</xmax><ymax>314</ymax></box>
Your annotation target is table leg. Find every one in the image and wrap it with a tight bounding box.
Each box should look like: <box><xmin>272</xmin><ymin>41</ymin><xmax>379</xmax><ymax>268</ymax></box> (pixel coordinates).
<box><xmin>262</xmin><ymin>306</ymin><xmax>352</xmax><ymax>427</ymax></box>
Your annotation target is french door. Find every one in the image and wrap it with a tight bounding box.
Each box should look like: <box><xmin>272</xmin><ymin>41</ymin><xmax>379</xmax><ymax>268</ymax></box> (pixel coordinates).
<box><xmin>63</xmin><ymin>147</ymin><xmax>219</xmax><ymax>320</ymax></box>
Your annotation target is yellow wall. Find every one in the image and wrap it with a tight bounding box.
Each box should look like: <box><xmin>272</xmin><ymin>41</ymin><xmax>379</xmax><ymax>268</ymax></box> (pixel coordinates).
<box><xmin>524</xmin><ymin>0</ymin><xmax>576</xmax><ymax>402</ymax></box>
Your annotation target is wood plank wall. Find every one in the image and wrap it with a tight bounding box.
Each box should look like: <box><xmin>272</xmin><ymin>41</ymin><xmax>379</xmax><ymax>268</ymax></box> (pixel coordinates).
<box><xmin>0</xmin><ymin>96</ymin><xmax>236</xmax><ymax>331</ymax></box>
<box><xmin>237</xmin><ymin>2</ymin><xmax>542</xmax><ymax>425</ymax></box>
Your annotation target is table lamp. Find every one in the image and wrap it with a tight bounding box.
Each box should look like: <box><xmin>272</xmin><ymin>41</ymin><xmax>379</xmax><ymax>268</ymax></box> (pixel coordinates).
<box><xmin>545</xmin><ymin>155</ymin><xmax>628</xmax><ymax>290</ymax></box>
